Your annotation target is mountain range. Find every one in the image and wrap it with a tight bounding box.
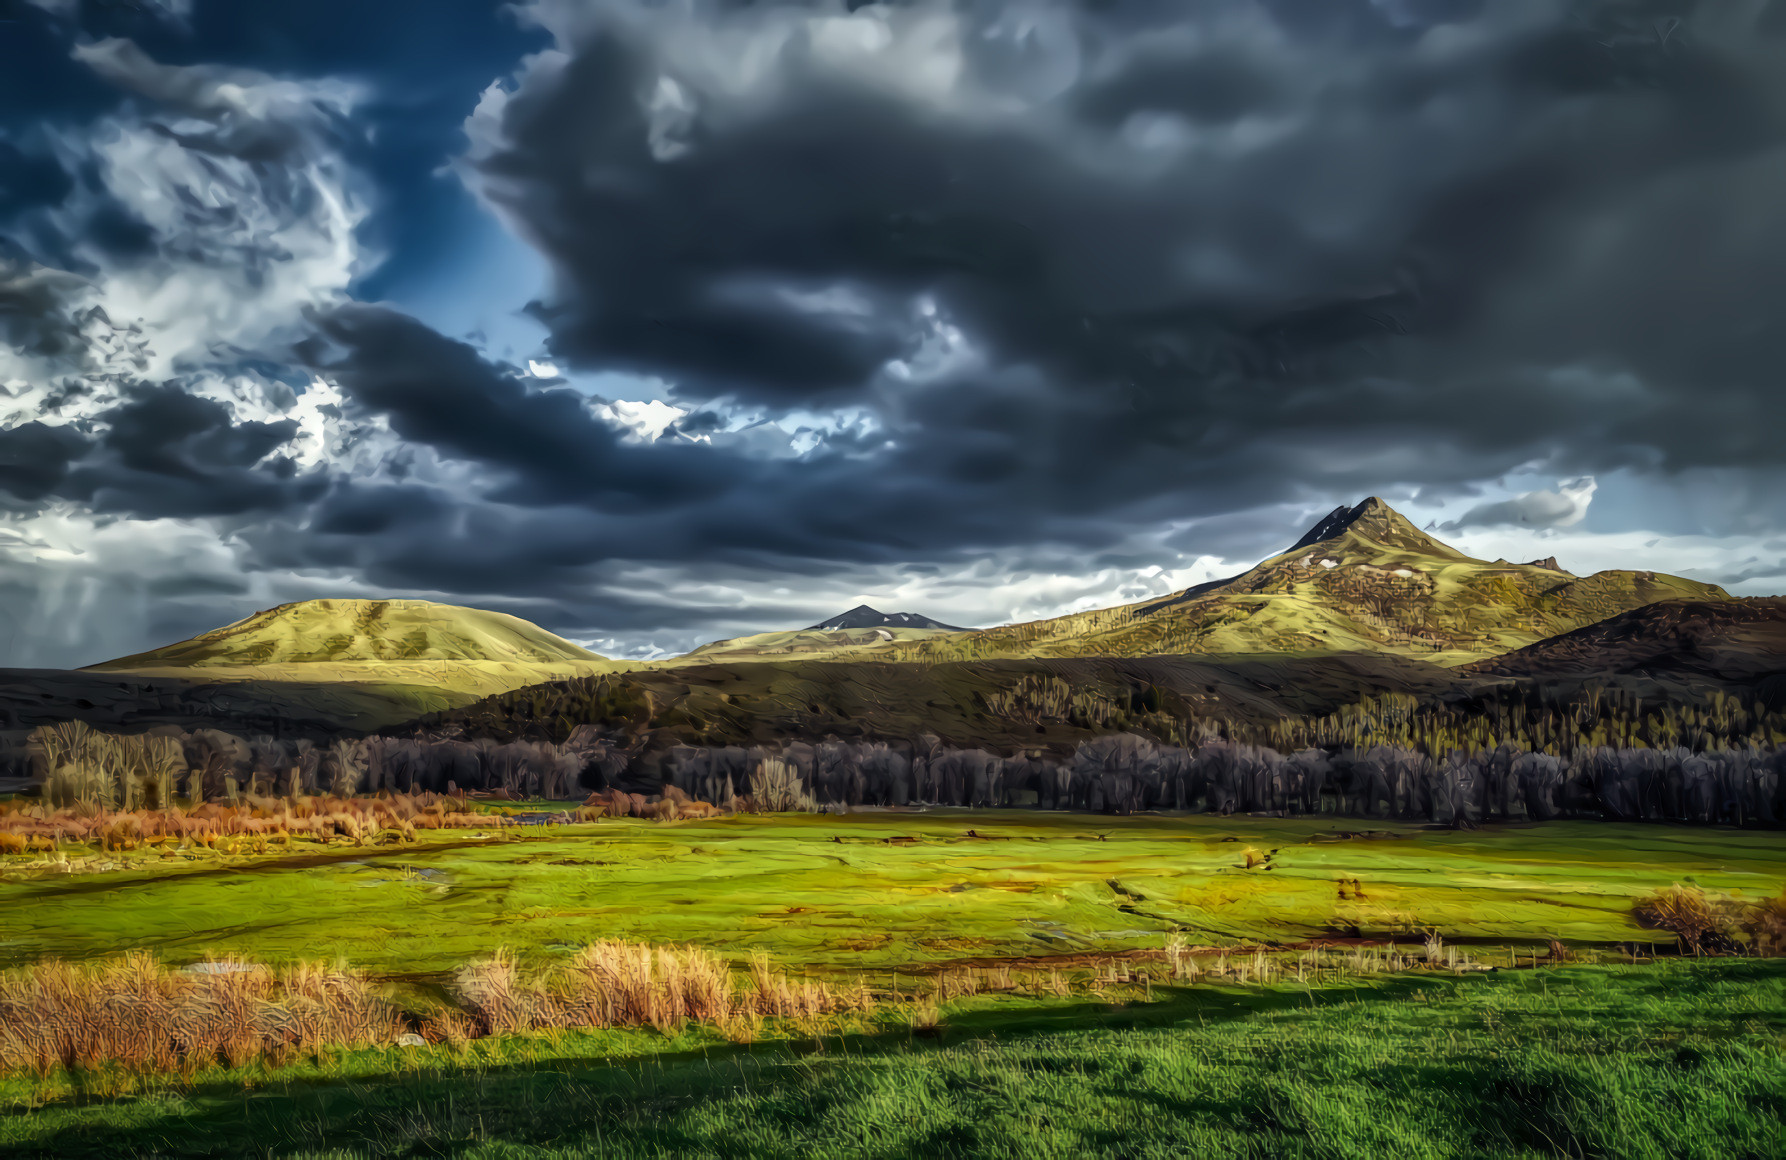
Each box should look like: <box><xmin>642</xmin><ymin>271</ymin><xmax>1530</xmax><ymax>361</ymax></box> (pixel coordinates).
<box><xmin>37</xmin><ymin>498</ymin><xmax>1760</xmax><ymax>731</ymax></box>
<box><xmin>771</xmin><ymin>498</ymin><xmax>1727</xmax><ymax>668</ymax></box>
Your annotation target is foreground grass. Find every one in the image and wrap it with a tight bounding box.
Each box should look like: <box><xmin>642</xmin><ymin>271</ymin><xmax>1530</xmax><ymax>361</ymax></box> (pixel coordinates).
<box><xmin>4</xmin><ymin>812</ymin><xmax>1782</xmax><ymax>975</ymax></box>
<box><xmin>5</xmin><ymin>961</ymin><xmax>1784</xmax><ymax>1158</ymax></box>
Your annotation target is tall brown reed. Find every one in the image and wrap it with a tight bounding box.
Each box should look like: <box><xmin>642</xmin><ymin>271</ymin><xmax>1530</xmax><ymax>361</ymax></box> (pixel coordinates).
<box><xmin>0</xmin><ymin>954</ymin><xmax>403</xmax><ymax>1077</ymax></box>
<box><xmin>455</xmin><ymin>941</ymin><xmax>862</xmax><ymax>1040</ymax></box>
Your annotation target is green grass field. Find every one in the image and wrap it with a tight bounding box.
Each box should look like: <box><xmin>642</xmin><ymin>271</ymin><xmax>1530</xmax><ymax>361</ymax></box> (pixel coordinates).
<box><xmin>5</xmin><ymin>812</ymin><xmax>1781</xmax><ymax>975</ymax></box>
<box><xmin>5</xmin><ymin>811</ymin><xmax>1784</xmax><ymax>1157</ymax></box>
<box><xmin>5</xmin><ymin>960</ymin><xmax>1783</xmax><ymax>1157</ymax></box>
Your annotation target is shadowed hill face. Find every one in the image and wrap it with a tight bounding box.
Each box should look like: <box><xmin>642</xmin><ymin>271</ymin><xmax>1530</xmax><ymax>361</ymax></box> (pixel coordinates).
<box><xmin>1462</xmin><ymin>598</ymin><xmax>1786</xmax><ymax>685</ymax></box>
<box><xmin>875</xmin><ymin>498</ymin><xmax>1729</xmax><ymax>667</ymax></box>
<box><xmin>426</xmin><ymin>650</ymin><xmax>1473</xmax><ymax>753</ymax></box>
<box><xmin>89</xmin><ymin>599</ymin><xmax>607</xmax><ymax>669</ymax></box>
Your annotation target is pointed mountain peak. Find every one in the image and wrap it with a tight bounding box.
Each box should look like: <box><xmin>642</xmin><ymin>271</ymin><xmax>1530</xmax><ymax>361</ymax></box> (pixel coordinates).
<box><xmin>806</xmin><ymin>605</ymin><xmax>967</xmax><ymax>632</ymax></box>
<box><xmin>1284</xmin><ymin>497</ymin><xmax>1466</xmax><ymax>558</ymax></box>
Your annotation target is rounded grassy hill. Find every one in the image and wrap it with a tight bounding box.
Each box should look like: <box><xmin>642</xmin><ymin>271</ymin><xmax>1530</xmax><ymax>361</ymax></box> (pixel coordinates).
<box><xmin>85</xmin><ymin>599</ymin><xmax>620</xmax><ymax>728</ymax></box>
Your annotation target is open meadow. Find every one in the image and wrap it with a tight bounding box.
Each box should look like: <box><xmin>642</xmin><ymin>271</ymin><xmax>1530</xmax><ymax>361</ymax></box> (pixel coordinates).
<box><xmin>3</xmin><ymin>807</ymin><xmax>1785</xmax><ymax>1156</ymax></box>
<box><xmin>6</xmin><ymin>810</ymin><xmax>1784</xmax><ymax>975</ymax></box>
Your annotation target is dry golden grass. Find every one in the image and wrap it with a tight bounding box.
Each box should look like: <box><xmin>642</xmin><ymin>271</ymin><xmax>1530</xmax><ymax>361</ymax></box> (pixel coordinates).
<box><xmin>455</xmin><ymin>941</ymin><xmax>866</xmax><ymax>1041</ymax></box>
<box><xmin>0</xmin><ymin>941</ymin><xmax>871</xmax><ymax>1081</ymax></box>
<box><xmin>0</xmin><ymin>954</ymin><xmax>403</xmax><ymax>1077</ymax></box>
<box><xmin>1749</xmin><ymin>891</ymin><xmax>1786</xmax><ymax>957</ymax></box>
<box><xmin>0</xmin><ymin>932</ymin><xmax>1677</xmax><ymax>1086</ymax></box>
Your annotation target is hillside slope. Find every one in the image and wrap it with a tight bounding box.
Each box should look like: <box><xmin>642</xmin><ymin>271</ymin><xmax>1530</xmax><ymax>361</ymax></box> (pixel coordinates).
<box><xmin>1462</xmin><ymin>597</ymin><xmax>1786</xmax><ymax>687</ymax></box>
<box><xmin>92</xmin><ymin>599</ymin><xmax>605</xmax><ymax>668</ymax></box>
<box><xmin>87</xmin><ymin>599</ymin><xmax>621</xmax><ymax>726</ymax></box>
<box><xmin>874</xmin><ymin>498</ymin><xmax>1728</xmax><ymax>667</ymax></box>
<box><xmin>422</xmin><ymin>650</ymin><xmax>1471</xmax><ymax>754</ymax></box>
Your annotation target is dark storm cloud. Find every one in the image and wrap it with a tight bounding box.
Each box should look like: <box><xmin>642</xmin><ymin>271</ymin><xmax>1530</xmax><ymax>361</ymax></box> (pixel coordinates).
<box><xmin>305</xmin><ymin>304</ymin><xmax>740</xmax><ymax>510</ymax></box>
<box><xmin>11</xmin><ymin>0</ymin><xmax>1786</xmax><ymax>662</ymax></box>
<box><xmin>0</xmin><ymin>421</ymin><xmax>91</xmax><ymax>502</ymax></box>
<box><xmin>272</xmin><ymin>288</ymin><xmax>1621</xmax><ymax>610</ymax></box>
<box><xmin>460</xmin><ymin>0</ymin><xmax>1786</xmax><ymax>495</ymax></box>
<box><xmin>100</xmin><ymin>386</ymin><xmax>296</xmax><ymax>474</ymax></box>
<box><xmin>0</xmin><ymin>259</ymin><xmax>94</xmax><ymax>365</ymax></box>
<box><xmin>0</xmin><ymin>377</ymin><xmax>328</xmax><ymax>519</ymax></box>
<box><xmin>70</xmin><ymin>385</ymin><xmax>325</xmax><ymax>517</ymax></box>
<box><xmin>297</xmin><ymin>300</ymin><xmax>1353</xmax><ymax>589</ymax></box>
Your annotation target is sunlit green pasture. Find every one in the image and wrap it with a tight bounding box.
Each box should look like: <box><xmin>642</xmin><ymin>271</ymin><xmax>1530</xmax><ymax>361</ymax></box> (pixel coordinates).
<box><xmin>5</xmin><ymin>811</ymin><xmax>1780</xmax><ymax>977</ymax></box>
<box><xmin>5</xmin><ymin>961</ymin><xmax>1785</xmax><ymax>1158</ymax></box>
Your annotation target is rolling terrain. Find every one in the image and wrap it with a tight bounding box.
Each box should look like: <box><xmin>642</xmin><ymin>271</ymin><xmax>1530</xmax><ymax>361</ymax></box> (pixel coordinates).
<box><xmin>870</xmin><ymin>498</ymin><xmax>1730</xmax><ymax>666</ymax></box>
<box><xmin>430</xmin><ymin>651</ymin><xmax>1473</xmax><ymax>755</ymax></box>
<box><xmin>23</xmin><ymin>501</ymin><xmax>1750</xmax><ymax>737</ymax></box>
<box><xmin>1464</xmin><ymin>597</ymin><xmax>1786</xmax><ymax>695</ymax></box>
<box><xmin>80</xmin><ymin>599</ymin><xmax>624</xmax><ymax>729</ymax></box>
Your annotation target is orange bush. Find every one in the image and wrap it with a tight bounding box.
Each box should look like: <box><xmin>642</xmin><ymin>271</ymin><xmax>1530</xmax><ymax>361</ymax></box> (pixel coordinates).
<box><xmin>0</xmin><ymin>792</ymin><xmax>505</xmax><ymax>854</ymax></box>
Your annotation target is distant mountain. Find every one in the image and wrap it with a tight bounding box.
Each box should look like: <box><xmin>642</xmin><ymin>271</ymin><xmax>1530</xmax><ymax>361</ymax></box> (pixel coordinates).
<box><xmin>673</xmin><ymin>605</ymin><xmax>967</xmax><ymax>664</ymax></box>
<box><xmin>875</xmin><ymin>497</ymin><xmax>1728</xmax><ymax>667</ymax></box>
<box><xmin>806</xmin><ymin>605</ymin><xmax>967</xmax><ymax>632</ymax></box>
<box><xmin>87</xmin><ymin>599</ymin><xmax>619</xmax><ymax>726</ymax></box>
<box><xmin>1462</xmin><ymin>597</ymin><xmax>1786</xmax><ymax>688</ymax></box>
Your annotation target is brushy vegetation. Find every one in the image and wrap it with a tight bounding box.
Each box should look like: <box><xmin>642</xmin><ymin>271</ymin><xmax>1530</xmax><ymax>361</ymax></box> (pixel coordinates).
<box><xmin>0</xmin><ymin>955</ymin><xmax>403</xmax><ymax>1077</ymax></box>
<box><xmin>8</xmin><ymin>720</ymin><xmax>603</xmax><ymax>806</ymax></box>
<box><xmin>3</xmin><ymin>961</ymin><xmax>1782</xmax><ymax>1158</ymax></box>
<box><xmin>454</xmin><ymin>942</ymin><xmax>865</xmax><ymax>1042</ymax></box>
<box><xmin>1632</xmin><ymin>882</ymin><xmax>1786</xmax><ymax>956</ymax></box>
<box><xmin>3</xmin><ymin>930</ymin><xmax>1768</xmax><ymax>1094</ymax></box>
<box><xmin>392</xmin><ymin>666</ymin><xmax>1786</xmax><ymax>823</ymax></box>
<box><xmin>0</xmin><ymin>791</ymin><xmax>505</xmax><ymax>855</ymax></box>
<box><xmin>30</xmin><ymin>723</ymin><xmax>183</xmax><ymax>810</ymax></box>
<box><xmin>0</xmin><ymin>942</ymin><xmax>866</xmax><ymax>1083</ymax></box>
<box><xmin>4</xmin><ymin>873</ymin><xmax>1780</xmax><ymax>1093</ymax></box>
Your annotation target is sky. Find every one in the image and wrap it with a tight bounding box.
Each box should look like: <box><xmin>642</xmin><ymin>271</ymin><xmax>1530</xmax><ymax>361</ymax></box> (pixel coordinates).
<box><xmin>1</xmin><ymin>0</ymin><xmax>1784</xmax><ymax>667</ymax></box>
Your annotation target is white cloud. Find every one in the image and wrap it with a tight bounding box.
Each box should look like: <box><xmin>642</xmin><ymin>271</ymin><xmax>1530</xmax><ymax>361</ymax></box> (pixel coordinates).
<box><xmin>591</xmin><ymin>398</ymin><xmax>688</xmax><ymax>443</ymax></box>
<box><xmin>57</xmin><ymin>40</ymin><xmax>369</xmax><ymax>376</ymax></box>
<box><xmin>1440</xmin><ymin>477</ymin><xmax>1597</xmax><ymax>532</ymax></box>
